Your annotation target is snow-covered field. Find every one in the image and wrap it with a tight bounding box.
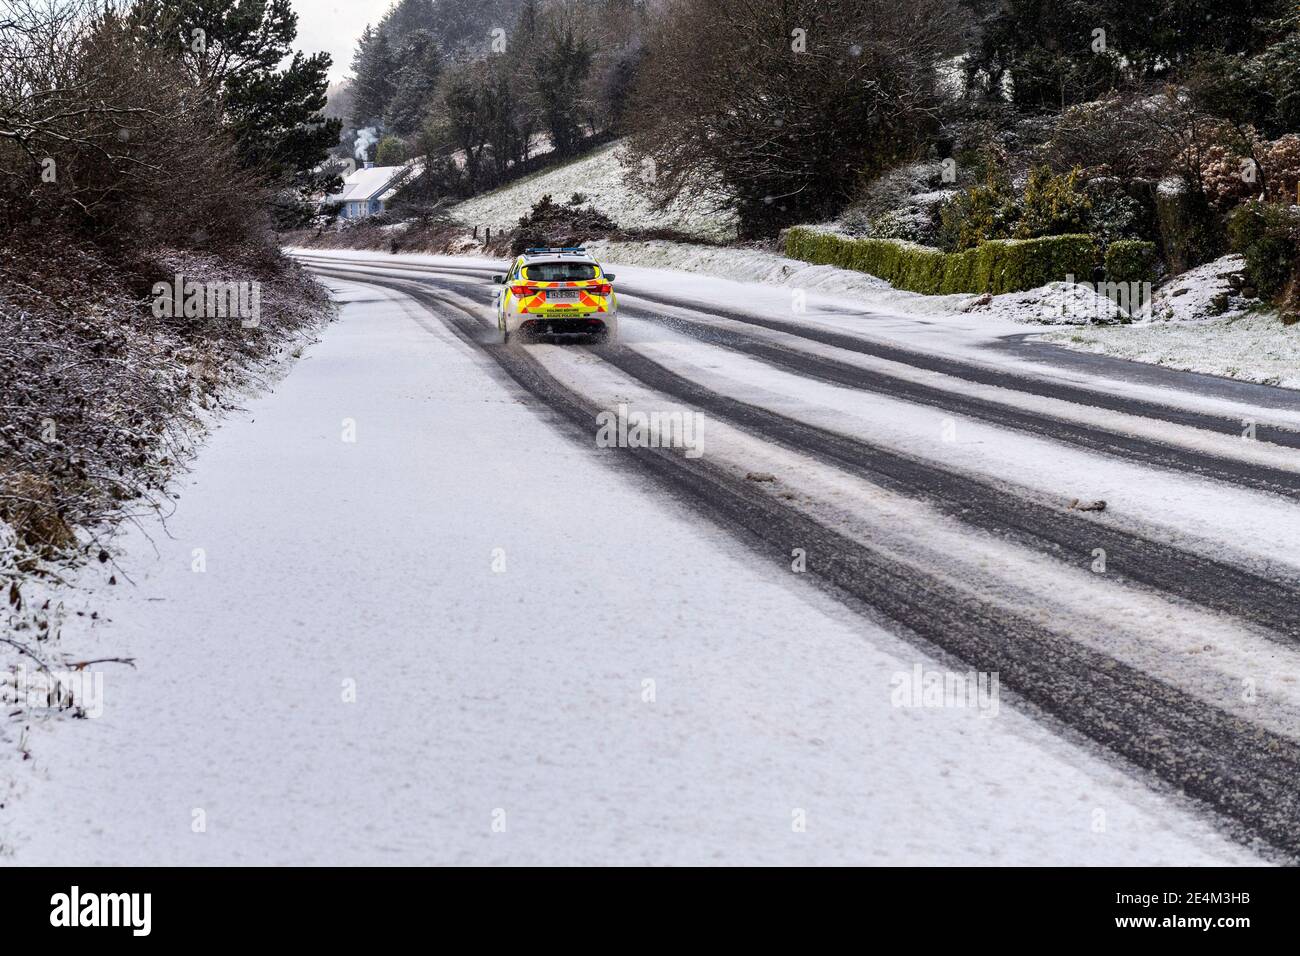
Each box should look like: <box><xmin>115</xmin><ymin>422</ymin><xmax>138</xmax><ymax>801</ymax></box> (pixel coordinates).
<box><xmin>1032</xmin><ymin>254</ymin><xmax>1300</xmax><ymax>388</ymax></box>
<box><xmin>451</xmin><ymin>141</ymin><xmax>736</xmax><ymax>242</ymax></box>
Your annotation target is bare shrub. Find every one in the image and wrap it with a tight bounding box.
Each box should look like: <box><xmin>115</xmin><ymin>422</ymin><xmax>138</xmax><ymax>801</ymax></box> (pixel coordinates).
<box><xmin>624</xmin><ymin>0</ymin><xmax>969</xmax><ymax>238</ymax></box>
<box><xmin>0</xmin><ymin>1</ymin><xmax>331</xmax><ymax>563</ymax></box>
<box><xmin>0</xmin><ymin>0</ymin><xmax>268</xmax><ymax>248</ymax></box>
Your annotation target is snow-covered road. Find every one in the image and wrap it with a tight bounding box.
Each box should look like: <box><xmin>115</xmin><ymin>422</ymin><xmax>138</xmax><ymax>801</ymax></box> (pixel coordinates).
<box><xmin>7</xmin><ymin>247</ymin><xmax>1299</xmax><ymax>864</ymax></box>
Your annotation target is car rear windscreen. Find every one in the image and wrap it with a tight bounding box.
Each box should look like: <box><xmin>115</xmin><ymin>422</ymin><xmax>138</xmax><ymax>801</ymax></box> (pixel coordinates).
<box><xmin>524</xmin><ymin>261</ymin><xmax>597</xmax><ymax>281</ymax></box>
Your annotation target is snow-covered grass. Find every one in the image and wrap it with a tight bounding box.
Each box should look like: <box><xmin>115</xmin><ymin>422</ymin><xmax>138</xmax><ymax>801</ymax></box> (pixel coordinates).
<box><xmin>1148</xmin><ymin>255</ymin><xmax>1255</xmax><ymax>323</ymax></box>
<box><xmin>964</xmin><ymin>281</ymin><xmax>1130</xmax><ymax>325</ymax></box>
<box><xmin>1036</xmin><ymin>255</ymin><xmax>1300</xmax><ymax>388</ymax></box>
<box><xmin>1044</xmin><ymin>311</ymin><xmax>1300</xmax><ymax>389</ymax></box>
<box><xmin>451</xmin><ymin>140</ymin><xmax>737</xmax><ymax>242</ymax></box>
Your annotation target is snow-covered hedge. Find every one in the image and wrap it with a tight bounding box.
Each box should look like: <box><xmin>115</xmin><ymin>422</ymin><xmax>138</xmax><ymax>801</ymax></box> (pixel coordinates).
<box><xmin>783</xmin><ymin>227</ymin><xmax>1098</xmax><ymax>295</ymax></box>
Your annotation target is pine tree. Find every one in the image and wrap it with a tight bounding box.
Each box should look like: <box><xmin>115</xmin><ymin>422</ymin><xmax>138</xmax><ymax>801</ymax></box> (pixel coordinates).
<box><xmin>531</xmin><ymin>20</ymin><xmax>594</xmax><ymax>156</ymax></box>
<box><xmin>351</xmin><ymin>25</ymin><xmax>398</xmax><ymax>127</ymax></box>
<box><xmin>133</xmin><ymin>0</ymin><xmax>339</xmax><ymax>193</ymax></box>
<box><xmin>377</xmin><ymin>0</ymin><xmax>440</xmax><ymax>46</ymax></box>
<box><xmin>384</xmin><ymin>31</ymin><xmax>444</xmax><ymax>136</ymax></box>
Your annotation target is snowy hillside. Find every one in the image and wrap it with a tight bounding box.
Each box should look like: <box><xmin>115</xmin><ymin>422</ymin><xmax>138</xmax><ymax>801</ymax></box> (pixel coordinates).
<box><xmin>450</xmin><ymin>140</ymin><xmax>737</xmax><ymax>242</ymax></box>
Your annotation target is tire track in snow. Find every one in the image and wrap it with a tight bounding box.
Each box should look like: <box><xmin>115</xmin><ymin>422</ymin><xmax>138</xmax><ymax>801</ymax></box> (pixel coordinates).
<box><xmin>616</xmin><ymin>304</ymin><xmax>1300</xmax><ymax>498</ymax></box>
<box><xmin>306</xmin><ymin>263</ymin><xmax>1300</xmax><ymax>859</ymax></box>
<box><xmin>615</xmin><ymin>288</ymin><xmax>1300</xmax><ymax>423</ymax></box>
<box><xmin>594</xmin><ymin>345</ymin><xmax>1300</xmax><ymax>641</ymax></box>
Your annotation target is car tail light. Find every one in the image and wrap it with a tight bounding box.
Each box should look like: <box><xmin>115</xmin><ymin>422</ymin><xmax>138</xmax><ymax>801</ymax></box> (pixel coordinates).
<box><xmin>511</xmin><ymin>284</ymin><xmax>535</xmax><ymax>296</ymax></box>
<box><xmin>592</xmin><ymin>283</ymin><xmax>612</xmax><ymax>295</ymax></box>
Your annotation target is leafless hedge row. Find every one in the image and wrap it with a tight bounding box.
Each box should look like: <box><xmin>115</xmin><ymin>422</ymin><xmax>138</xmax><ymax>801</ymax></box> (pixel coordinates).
<box><xmin>1</xmin><ymin>240</ymin><xmax>328</xmax><ymax>556</ymax></box>
<box><xmin>0</xmin><ymin>0</ymin><xmax>330</xmax><ymax>563</ymax></box>
<box><xmin>0</xmin><ymin>0</ymin><xmax>268</xmax><ymax>243</ymax></box>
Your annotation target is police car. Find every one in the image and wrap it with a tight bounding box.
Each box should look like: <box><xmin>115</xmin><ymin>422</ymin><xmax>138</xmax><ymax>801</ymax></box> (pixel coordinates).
<box><xmin>493</xmin><ymin>247</ymin><xmax>618</xmax><ymax>343</ymax></box>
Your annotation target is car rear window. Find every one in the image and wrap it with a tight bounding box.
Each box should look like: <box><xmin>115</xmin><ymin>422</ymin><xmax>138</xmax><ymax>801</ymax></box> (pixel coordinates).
<box><xmin>523</xmin><ymin>261</ymin><xmax>597</xmax><ymax>282</ymax></box>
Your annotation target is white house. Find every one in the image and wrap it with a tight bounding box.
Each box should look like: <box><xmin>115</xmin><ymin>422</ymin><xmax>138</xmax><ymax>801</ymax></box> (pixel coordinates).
<box><xmin>331</xmin><ymin>159</ymin><xmax>423</xmax><ymax>220</ymax></box>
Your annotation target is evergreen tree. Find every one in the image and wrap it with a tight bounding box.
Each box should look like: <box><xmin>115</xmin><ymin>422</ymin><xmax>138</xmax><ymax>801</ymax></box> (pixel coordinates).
<box><xmin>351</xmin><ymin>25</ymin><xmax>398</xmax><ymax>127</ymax></box>
<box><xmin>964</xmin><ymin>0</ymin><xmax>1292</xmax><ymax>108</ymax></box>
<box><xmin>532</xmin><ymin>22</ymin><xmax>594</xmax><ymax>156</ymax></box>
<box><xmin>132</xmin><ymin>0</ymin><xmax>340</xmax><ymax>196</ymax></box>
<box><xmin>378</xmin><ymin>0</ymin><xmax>440</xmax><ymax>45</ymax></box>
<box><xmin>385</xmin><ymin>30</ymin><xmax>444</xmax><ymax>136</ymax></box>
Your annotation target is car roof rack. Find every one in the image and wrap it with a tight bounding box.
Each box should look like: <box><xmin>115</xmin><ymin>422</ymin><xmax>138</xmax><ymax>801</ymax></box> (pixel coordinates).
<box><xmin>524</xmin><ymin>246</ymin><xmax>587</xmax><ymax>255</ymax></box>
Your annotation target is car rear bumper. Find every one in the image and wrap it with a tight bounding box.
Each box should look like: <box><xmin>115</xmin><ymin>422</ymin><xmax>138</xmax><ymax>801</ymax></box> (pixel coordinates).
<box><xmin>518</xmin><ymin>317</ymin><xmax>609</xmax><ymax>335</ymax></box>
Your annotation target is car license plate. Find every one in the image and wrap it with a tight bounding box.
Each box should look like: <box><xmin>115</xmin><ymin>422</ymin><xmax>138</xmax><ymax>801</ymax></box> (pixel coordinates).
<box><xmin>548</xmin><ymin>290</ymin><xmax>579</xmax><ymax>301</ymax></box>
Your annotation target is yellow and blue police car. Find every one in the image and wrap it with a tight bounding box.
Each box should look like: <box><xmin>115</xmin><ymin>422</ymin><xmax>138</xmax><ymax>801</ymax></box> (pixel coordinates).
<box><xmin>493</xmin><ymin>247</ymin><xmax>618</xmax><ymax>344</ymax></box>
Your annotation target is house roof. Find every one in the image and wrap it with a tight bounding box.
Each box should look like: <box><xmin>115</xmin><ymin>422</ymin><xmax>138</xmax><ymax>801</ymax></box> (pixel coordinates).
<box><xmin>332</xmin><ymin>159</ymin><xmax>424</xmax><ymax>204</ymax></box>
<box><xmin>334</xmin><ymin>166</ymin><xmax>405</xmax><ymax>203</ymax></box>
<box><xmin>379</xmin><ymin>157</ymin><xmax>428</xmax><ymax>201</ymax></box>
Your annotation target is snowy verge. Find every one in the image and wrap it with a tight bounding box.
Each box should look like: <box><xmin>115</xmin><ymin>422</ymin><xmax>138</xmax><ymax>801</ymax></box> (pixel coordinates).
<box><xmin>1037</xmin><ymin>257</ymin><xmax>1300</xmax><ymax>388</ymax></box>
<box><xmin>1043</xmin><ymin>312</ymin><xmax>1300</xmax><ymax>390</ymax></box>
<box><xmin>2</xmin><ymin>252</ymin><xmax>333</xmax><ymax>786</ymax></box>
<box><xmin>1149</xmin><ymin>255</ymin><xmax>1256</xmax><ymax>324</ymax></box>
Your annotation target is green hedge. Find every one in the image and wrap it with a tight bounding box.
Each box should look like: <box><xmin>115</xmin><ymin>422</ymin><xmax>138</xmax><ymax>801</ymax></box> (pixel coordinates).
<box><xmin>783</xmin><ymin>227</ymin><xmax>1098</xmax><ymax>295</ymax></box>
<box><xmin>1228</xmin><ymin>201</ymin><xmax>1298</xmax><ymax>298</ymax></box>
<box><xmin>1104</xmin><ymin>240</ymin><xmax>1158</xmax><ymax>285</ymax></box>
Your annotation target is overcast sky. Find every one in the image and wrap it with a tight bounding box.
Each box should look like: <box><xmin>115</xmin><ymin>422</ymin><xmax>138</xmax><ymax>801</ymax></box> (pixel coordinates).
<box><xmin>292</xmin><ymin>0</ymin><xmax>396</xmax><ymax>82</ymax></box>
